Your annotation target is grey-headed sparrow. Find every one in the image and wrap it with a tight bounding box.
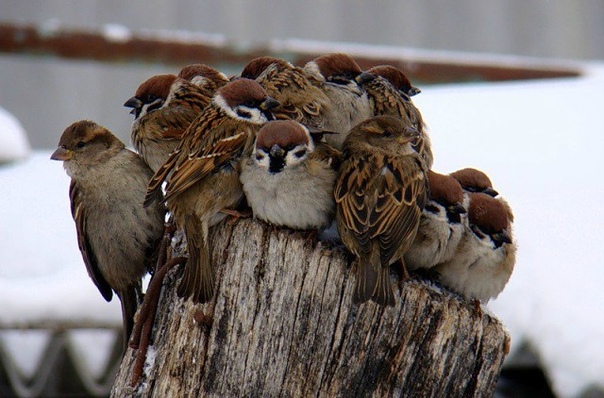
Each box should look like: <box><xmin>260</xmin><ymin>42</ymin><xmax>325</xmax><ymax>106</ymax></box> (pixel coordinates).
<box><xmin>335</xmin><ymin>115</ymin><xmax>428</xmax><ymax>306</ymax></box>
<box><xmin>124</xmin><ymin>74</ymin><xmax>212</xmax><ymax>171</ymax></box>
<box><xmin>434</xmin><ymin>192</ymin><xmax>516</xmax><ymax>302</ymax></box>
<box><xmin>145</xmin><ymin>78</ymin><xmax>279</xmax><ymax>303</ymax></box>
<box><xmin>404</xmin><ymin>170</ymin><xmax>466</xmax><ymax>270</ymax></box>
<box><xmin>356</xmin><ymin>65</ymin><xmax>433</xmax><ymax>168</ymax></box>
<box><xmin>51</xmin><ymin>120</ymin><xmax>165</xmax><ymax>346</ymax></box>
<box><xmin>240</xmin><ymin>119</ymin><xmax>340</xmax><ymax>229</ymax></box>
<box><xmin>241</xmin><ymin>56</ymin><xmax>332</xmax><ymax>134</ymax></box>
<box><xmin>303</xmin><ymin>53</ymin><xmax>372</xmax><ymax>149</ymax></box>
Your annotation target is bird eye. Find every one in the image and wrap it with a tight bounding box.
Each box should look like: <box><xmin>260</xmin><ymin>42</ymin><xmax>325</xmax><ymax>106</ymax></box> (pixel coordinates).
<box><xmin>294</xmin><ymin>149</ymin><xmax>307</xmax><ymax>158</ymax></box>
<box><xmin>145</xmin><ymin>94</ymin><xmax>156</xmax><ymax>102</ymax></box>
<box><xmin>383</xmin><ymin>130</ymin><xmax>393</xmax><ymax>137</ymax></box>
<box><xmin>244</xmin><ymin>99</ymin><xmax>256</xmax><ymax>107</ymax></box>
<box><xmin>76</xmin><ymin>141</ymin><xmax>86</xmax><ymax>148</ymax></box>
<box><xmin>255</xmin><ymin>153</ymin><xmax>265</xmax><ymax>161</ymax></box>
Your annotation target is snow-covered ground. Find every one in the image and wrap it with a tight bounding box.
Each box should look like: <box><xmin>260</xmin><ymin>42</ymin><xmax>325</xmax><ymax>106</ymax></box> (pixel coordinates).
<box><xmin>1</xmin><ymin>61</ymin><xmax>603</xmax><ymax>396</ymax></box>
<box><xmin>0</xmin><ymin>107</ymin><xmax>30</xmax><ymax>163</ymax></box>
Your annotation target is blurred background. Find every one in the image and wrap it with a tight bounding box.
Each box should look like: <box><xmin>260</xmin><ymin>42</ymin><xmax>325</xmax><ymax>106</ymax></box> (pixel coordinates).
<box><xmin>1</xmin><ymin>0</ymin><xmax>602</xmax><ymax>150</ymax></box>
<box><xmin>1</xmin><ymin>1</ymin><xmax>602</xmax><ymax>397</ymax></box>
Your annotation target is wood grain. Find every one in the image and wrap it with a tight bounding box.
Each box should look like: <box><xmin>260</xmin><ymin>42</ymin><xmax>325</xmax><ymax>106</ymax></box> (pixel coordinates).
<box><xmin>112</xmin><ymin>218</ymin><xmax>509</xmax><ymax>397</ymax></box>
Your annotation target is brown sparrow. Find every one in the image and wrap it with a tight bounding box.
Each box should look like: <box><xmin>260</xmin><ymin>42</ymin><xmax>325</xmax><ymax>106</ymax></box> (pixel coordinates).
<box><xmin>434</xmin><ymin>192</ymin><xmax>516</xmax><ymax>302</ymax></box>
<box><xmin>178</xmin><ymin>63</ymin><xmax>230</xmax><ymax>92</ymax></box>
<box><xmin>124</xmin><ymin>74</ymin><xmax>212</xmax><ymax>171</ymax></box>
<box><xmin>240</xmin><ymin>120</ymin><xmax>340</xmax><ymax>229</ymax></box>
<box><xmin>303</xmin><ymin>53</ymin><xmax>372</xmax><ymax>149</ymax></box>
<box><xmin>366</xmin><ymin>65</ymin><xmax>421</xmax><ymax>98</ymax></box>
<box><xmin>404</xmin><ymin>170</ymin><xmax>467</xmax><ymax>270</ymax></box>
<box><xmin>334</xmin><ymin>115</ymin><xmax>428</xmax><ymax>306</ymax></box>
<box><xmin>241</xmin><ymin>56</ymin><xmax>331</xmax><ymax>133</ymax></box>
<box><xmin>449</xmin><ymin>167</ymin><xmax>499</xmax><ymax>197</ymax></box>
<box><xmin>356</xmin><ymin>65</ymin><xmax>433</xmax><ymax>169</ymax></box>
<box><xmin>50</xmin><ymin>120</ymin><xmax>165</xmax><ymax>346</ymax></box>
<box><xmin>145</xmin><ymin>78</ymin><xmax>279</xmax><ymax>303</ymax></box>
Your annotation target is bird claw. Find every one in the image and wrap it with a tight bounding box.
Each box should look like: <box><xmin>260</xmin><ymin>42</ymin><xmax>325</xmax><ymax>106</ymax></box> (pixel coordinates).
<box><xmin>222</xmin><ymin>208</ymin><xmax>252</xmax><ymax>224</ymax></box>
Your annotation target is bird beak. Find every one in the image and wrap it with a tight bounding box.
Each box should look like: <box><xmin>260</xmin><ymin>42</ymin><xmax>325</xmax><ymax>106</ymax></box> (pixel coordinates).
<box><xmin>448</xmin><ymin>203</ymin><xmax>467</xmax><ymax>215</ymax></box>
<box><xmin>493</xmin><ymin>230</ymin><xmax>512</xmax><ymax>245</ymax></box>
<box><xmin>483</xmin><ymin>187</ymin><xmax>499</xmax><ymax>197</ymax></box>
<box><xmin>50</xmin><ymin>147</ymin><xmax>73</xmax><ymax>161</ymax></box>
<box><xmin>260</xmin><ymin>97</ymin><xmax>280</xmax><ymax>111</ymax></box>
<box><xmin>124</xmin><ymin>97</ymin><xmax>143</xmax><ymax>117</ymax></box>
<box><xmin>408</xmin><ymin>86</ymin><xmax>421</xmax><ymax>96</ymax></box>
<box><xmin>269</xmin><ymin>144</ymin><xmax>285</xmax><ymax>158</ymax></box>
<box><xmin>401</xmin><ymin>127</ymin><xmax>421</xmax><ymax>143</ymax></box>
<box><xmin>355</xmin><ymin>72</ymin><xmax>376</xmax><ymax>85</ymax></box>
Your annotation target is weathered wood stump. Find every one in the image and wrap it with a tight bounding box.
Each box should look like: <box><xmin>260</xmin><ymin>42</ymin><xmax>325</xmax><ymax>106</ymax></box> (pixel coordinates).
<box><xmin>111</xmin><ymin>218</ymin><xmax>509</xmax><ymax>397</ymax></box>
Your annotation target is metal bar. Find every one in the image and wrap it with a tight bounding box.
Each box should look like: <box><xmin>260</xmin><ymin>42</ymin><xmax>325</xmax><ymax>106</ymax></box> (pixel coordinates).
<box><xmin>0</xmin><ymin>21</ymin><xmax>580</xmax><ymax>83</ymax></box>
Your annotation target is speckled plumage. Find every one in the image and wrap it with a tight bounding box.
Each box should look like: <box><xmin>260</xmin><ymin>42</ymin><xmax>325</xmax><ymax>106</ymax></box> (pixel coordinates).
<box><xmin>335</xmin><ymin>115</ymin><xmax>428</xmax><ymax>306</ymax></box>
<box><xmin>145</xmin><ymin>79</ymin><xmax>279</xmax><ymax>303</ymax></box>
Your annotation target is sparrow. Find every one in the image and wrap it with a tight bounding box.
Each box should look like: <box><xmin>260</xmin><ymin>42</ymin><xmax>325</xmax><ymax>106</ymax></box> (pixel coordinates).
<box><xmin>449</xmin><ymin>167</ymin><xmax>499</xmax><ymax>197</ymax></box>
<box><xmin>366</xmin><ymin>65</ymin><xmax>421</xmax><ymax>98</ymax></box>
<box><xmin>434</xmin><ymin>192</ymin><xmax>516</xmax><ymax>302</ymax></box>
<box><xmin>404</xmin><ymin>170</ymin><xmax>467</xmax><ymax>270</ymax></box>
<box><xmin>355</xmin><ymin>65</ymin><xmax>433</xmax><ymax>168</ymax></box>
<box><xmin>178</xmin><ymin>63</ymin><xmax>230</xmax><ymax>92</ymax></box>
<box><xmin>124</xmin><ymin>73</ymin><xmax>212</xmax><ymax>171</ymax></box>
<box><xmin>145</xmin><ymin>78</ymin><xmax>279</xmax><ymax>303</ymax></box>
<box><xmin>303</xmin><ymin>53</ymin><xmax>372</xmax><ymax>149</ymax></box>
<box><xmin>241</xmin><ymin>56</ymin><xmax>331</xmax><ymax>133</ymax></box>
<box><xmin>240</xmin><ymin>119</ymin><xmax>340</xmax><ymax>230</ymax></box>
<box><xmin>334</xmin><ymin>115</ymin><xmax>428</xmax><ymax>306</ymax></box>
<box><xmin>50</xmin><ymin>120</ymin><xmax>165</xmax><ymax>347</ymax></box>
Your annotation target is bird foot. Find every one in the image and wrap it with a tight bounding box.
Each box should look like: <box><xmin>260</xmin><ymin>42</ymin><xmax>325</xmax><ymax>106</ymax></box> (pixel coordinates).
<box><xmin>393</xmin><ymin>259</ymin><xmax>410</xmax><ymax>297</ymax></box>
<box><xmin>222</xmin><ymin>208</ymin><xmax>252</xmax><ymax>224</ymax></box>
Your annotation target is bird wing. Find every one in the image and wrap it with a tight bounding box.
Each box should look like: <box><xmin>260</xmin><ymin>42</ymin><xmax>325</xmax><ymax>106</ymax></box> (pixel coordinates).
<box><xmin>161</xmin><ymin>118</ymin><xmax>254</xmax><ymax>203</ymax></box>
<box><xmin>372</xmin><ymin>155</ymin><xmax>427</xmax><ymax>266</ymax></box>
<box><xmin>260</xmin><ymin>67</ymin><xmax>330</xmax><ymax>132</ymax></box>
<box><xmin>334</xmin><ymin>154</ymin><xmax>375</xmax><ymax>254</ymax></box>
<box><xmin>312</xmin><ymin>142</ymin><xmax>342</xmax><ymax>171</ymax></box>
<box><xmin>70</xmin><ymin>181</ymin><xmax>113</xmax><ymax>301</ymax></box>
<box><xmin>149</xmin><ymin>104</ymin><xmax>202</xmax><ymax>140</ymax></box>
<box><xmin>145</xmin><ymin>105</ymin><xmax>230</xmax><ymax>205</ymax></box>
<box><xmin>335</xmin><ymin>153</ymin><xmax>427</xmax><ymax>265</ymax></box>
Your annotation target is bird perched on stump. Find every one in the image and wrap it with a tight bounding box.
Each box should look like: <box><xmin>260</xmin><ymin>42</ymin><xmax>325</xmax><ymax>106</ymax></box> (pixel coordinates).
<box><xmin>334</xmin><ymin>115</ymin><xmax>428</xmax><ymax>306</ymax></box>
<box><xmin>145</xmin><ymin>78</ymin><xmax>279</xmax><ymax>304</ymax></box>
<box><xmin>51</xmin><ymin>120</ymin><xmax>165</xmax><ymax>348</ymax></box>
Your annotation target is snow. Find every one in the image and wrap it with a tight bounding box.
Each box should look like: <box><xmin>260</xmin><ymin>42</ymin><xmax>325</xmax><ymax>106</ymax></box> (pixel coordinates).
<box><xmin>0</xmin><ymin>107</ymin><xmax>30</xmax><ymax>163</ymax></box>
<box><xmin>102</xmin><ymin>23</ymin><xmax>133</xmax><ymax>43</ymax></box>
<box><xmin>413</xmin><ymin>63</ymin><xmax>604</xmax><ymax>397</ymax></box>
<box><xmin>0</xmin><ymin>152</ymin><xmax>122</xmax><ymax>324</ymax></box>
<box><xmin>1</xmin><ymin>62</ymin><xmax>603</xmax><ymax>396</ymax></box>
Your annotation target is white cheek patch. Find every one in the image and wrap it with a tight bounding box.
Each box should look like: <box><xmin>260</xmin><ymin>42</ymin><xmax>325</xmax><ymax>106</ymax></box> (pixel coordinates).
<box><xmin>213</xmin><ymin>95</ymin><xmax>269</xmax><ymax>124</ymax></box>
<box><xmin>213</xmin><ymin>95</ymin><xmax>239</xmax><ymax>119</ymax></box>
<box><xmin>253</xmin><ymin>149</ymin><xmax>271</xmax><ymax>169</ymax></box>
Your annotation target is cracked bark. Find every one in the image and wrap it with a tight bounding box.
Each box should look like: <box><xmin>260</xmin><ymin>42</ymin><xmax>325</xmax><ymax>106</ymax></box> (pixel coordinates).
<box><xmin>111</xmin><ymin>218</ymin><xmax>509</xmax><ymax>397</ymax></box>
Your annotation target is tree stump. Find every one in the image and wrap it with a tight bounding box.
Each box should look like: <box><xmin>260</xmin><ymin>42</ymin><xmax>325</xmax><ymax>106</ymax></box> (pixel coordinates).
<box><xmin>111</xmin><ymin>218</ymin><xmax>510</xmax><ymax>397</ymax></box>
